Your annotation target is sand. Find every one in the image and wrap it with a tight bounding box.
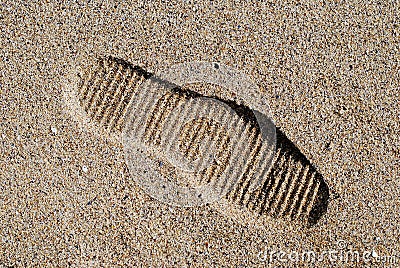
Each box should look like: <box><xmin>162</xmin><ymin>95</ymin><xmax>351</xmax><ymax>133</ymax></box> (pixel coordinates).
<box><xmin>0</xmin><ymin>1</ymin><xmax>399</xmax><ymax>267</ymax></box>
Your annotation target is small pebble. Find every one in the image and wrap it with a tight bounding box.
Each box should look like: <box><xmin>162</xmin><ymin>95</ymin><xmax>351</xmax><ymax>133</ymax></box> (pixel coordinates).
<box><xmin>51</xmin><ymin>126</ymin><xmax>58</xmax><ymax>134</ymax></box>
<box><xmin>371</xmin><ymin>249</ymin><xmax>378</xmax><ymax>258</ymax></box>
<box><xmin>82</xmin><ymin>165</ymin><xmax>88</xmax><ymax>173</ymax></box>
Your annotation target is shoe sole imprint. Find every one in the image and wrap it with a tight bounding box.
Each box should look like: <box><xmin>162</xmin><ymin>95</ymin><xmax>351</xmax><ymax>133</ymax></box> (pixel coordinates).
<box><xmin>67</xmin><ymin>56</ymin><xmax>329</xmax><ymax>227</ymax></box>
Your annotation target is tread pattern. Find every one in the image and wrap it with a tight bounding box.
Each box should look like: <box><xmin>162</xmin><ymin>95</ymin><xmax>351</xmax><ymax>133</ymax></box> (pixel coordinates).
<box><xmin>75</xmin><ymin>56</ymin><xmax>329</xmax><ymax>226</ymax></box>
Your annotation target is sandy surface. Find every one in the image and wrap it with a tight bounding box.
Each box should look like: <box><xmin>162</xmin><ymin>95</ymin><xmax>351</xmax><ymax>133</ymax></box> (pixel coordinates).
<box><xmin>0</xmin><ymin>1</ymin><xmax>399</xmax><ymax>267</ymax></box>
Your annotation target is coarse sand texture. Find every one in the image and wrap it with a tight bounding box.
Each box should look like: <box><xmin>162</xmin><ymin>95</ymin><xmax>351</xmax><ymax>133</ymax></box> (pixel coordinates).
<box><xmin>65</xmin><ymin>55</ymin><xmax>330</xmax><ymax>227</ymax></box>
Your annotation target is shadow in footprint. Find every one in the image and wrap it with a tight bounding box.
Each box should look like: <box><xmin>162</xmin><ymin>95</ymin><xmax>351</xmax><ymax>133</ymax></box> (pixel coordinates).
<box><xmin>274</xmin><ymin>128</ymin><xmax>329</xmax><ymax>227</ymax></box>
<box><xmin>226</xmin><ymin>123</ymin><xmax>330</xmax><ymax>227</ymax></box>
<box><xmin>75</xmin><ymin>55</ymin><xmax>330</xmax><ymax>227</ymax></box>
